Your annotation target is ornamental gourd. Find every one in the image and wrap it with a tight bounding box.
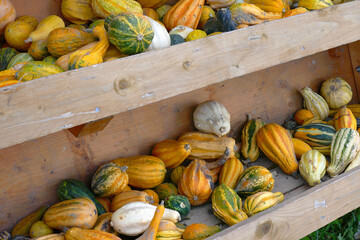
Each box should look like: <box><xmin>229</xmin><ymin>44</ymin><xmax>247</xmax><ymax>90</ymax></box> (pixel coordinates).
<box><xmin>298</xmin><ymin>0</ymin><xmax>333</xmax><ymax>10</ymax></box>
<box><xmin>143</xmin><ymin>189</ymin><xmax>160</xmax><ymax>205</ymax></box>
<box><xmin>320</xmin><ymin>77</ymin><xmax>352</xmax><ymax>109</ymax></box>
<box><xmin>143</xmin><ymin>8</ymin><xmax>160</xmax><ymax>20</ymax></box>
<box><xmin>68</xmin><ymin>26</ymin><xmax>109</xmax><ymax>70</ymax></box>
<box><xmin>292</xmin><ymin>138</ymin><xmax>311</xmax><ymax>159</ymax></box>
<box><xmin>65</xmin><ymin>227</ymin><xmax>121</xmax><ymax>240</ymax></box>
<box><xmin>47</xmin><ymin>27</ymin><xmax>97</xmax><ymax>57</ymax></box>
<box><xmin>92</xmin><ymin>0</ymin><xmax>143</xmax><ymax>18</ymax></box>
<box><xmin>61</xmin><ymin>0</ymin><xmax>96</xmax><ymax>24</ymax></box>
<box><xmin>93</xmin><ymin>213</ymin><xmax>116</xmax><ymax>233</ymax></box>
<box><xmin>178</xmin><ymin>131</ymin><xmax>236</xmax><ymax>160</ymax></box>
<box><xmin>229</xmin><ymin>3</ymin><xmax>282</xmax><ymax>25</ymax></box>
<box><xmin>0</xmin><ymin>47</ymin><xmax>18</xmax><ymax>71</ymax></box>
<box><xmin>164</xmin><ymin>195</ymin><xmax>191</xmax><ymax>219</ymax></box>
<box><xmin>6</xmin><ymin>53</ymin><xmax>34</xmax><ymax>70</ymax></box>
<box><xmin>5</xmin><ymin>20</ymin><xmax>35</xmax><ymax>51</ymax></box>
<box><xmin>155</xmin><ymin>183</ymin><xmax>178</xmax><ymax>200</ymax></box>
<box><xmin>328</xmin><ymin>128</ymin><xmax>360</xmax><ymax>177</ymax></box>
<box><xmin>283</xmin><ymin>7</ymin><xmax>308</xmax><ymax>17</ymax></box>
<box><xmin>243</xmin><ymin>191</ymin><xmax>284</xmax><ymax>216</ymax></box>
<box><xmin>178</xmin><ymin>159</ymin><xmax>214</xmax><ymax>206</ymax></box>
<box><xmin>294</xmin><ymin>123</ymin><xmax>336</xmax><ymax>147</ymax></box>
<box><xmin>156</xmin><ymin>220</ymin><xmax>184</xmax><ymax>239</ymax></box>
<box><xmin>0</xmin><ymin>0</ymin><xmax>16</xmax><ymax>37</ymax></box>
<box><xmin>44</xmin><ymin>197</ymin><xmax>98</xmax><ymax>230</ymax></box>
<box><xmin>299</xmin><ymin>150</ymin><xmax>326</xmax><ymax>186</ymax></box>
<box><xmin>25</xmin><ymin>15</ymin><xmax>65</xmax><ymax>43</ymax></box>
<box><xmin>170</xmin><ymin>166</ymin><xmax>186</xmax><ymax>186</ymax></box>
<box><xmin>333</xmin><ymin>107</ymin><xmax>357</xmax><ymax>131</ymax></box>
<box><xmin>107</xmin><ymin>13</ymin><xmax>154</xmax><ymax>55</ymax></box>
<box><xmin>301</xmin><ymin>87</ymin><xmax>329</xmax><ymax>120</ymax></box>
<box><xmin>212</xmin><ymin>184</ymin><xmax>248</xmax><ymax>226</ymax></box>
<box><xmin>294</xmin><ymin>109</ymin><xmax>314</xmax><ymax>125</ymax></box>
<box><xmin>28</xmin><ymin>40</ymin><xmax>50</xmax><ymax>60</ymax></box>
<box><xmin>256</xmin><ymin>123</ymin><xmax>298</xmax><ymax>175</ymax></box>
<box><xmin>241</xmin><ymin>114</ymin><xmax>266</xmax><ymax>162</ymax></box>
<box><xmin>152</xmin><ymin>139</ymin><xmax>191</xmax><ymax>168</ymax></box>
<box><xmin>218</xmin><ymin>156</ymin><xmax>243</xmax><ymax>188</ymax></box>
<box><xmin>198</xmin><ymin>6</ymin><xmax>215</xmax><ymax>29</ymax></box>
<box><xmin>169</xmin><ymin>25</ymin><xmax>194</xmax><ymax>39</ymax></box>
<box><xmin>182</xmin><ymin>224</ymin><xmax>220</xmax><ymax>240</ymax></box>
<box><xmin>11</xmin><ymin>206</ymin><xmax>48</xmax><ymax>237</ymax></box>
<box><xmin>136</xmin><ymin>201</ymin><xmax>165</xmax><ymax>240</ymax></box>
<box><xmin>207</xmin><ymin>0</ymin><xmax>236</xmax><ymax>9</ymax></box>
<box><xmin>235</xmin><ymin>166</ymin><xmax>274</xmax><ymax>197</ymax></box>
<box><xmin>203</xmin><ymin>8</ymin><xmax>237</xmax><ymax>35</ymax></box>
<box><xmin>91</xmin><ymin>162</ymin><xmax>129</xmax><ymax>197</ymax></box>
<box><xmin>163</xmin><ymin>0</ymin><xmax>205</xmax><ymax>31</ymax></box>
<box><xmin>145</xmin><ymin>16</ymin><xmax>171</xmax><ymax>51</ymax></box>
<box><xmin>15</xmin><ymin>61</ymin><xmax>64</xmax><ymax>81</ymax></box>
<box><xmin>112</xmin><ymin>155</ymin><xmax>166</xmax><ymax>188</ymax></box>
<box><xmin>111</xmin><ymin>190</ymin><xmax>154</xmax><ymax>212</ymax></box>
<box><xmin>245</xmin><ymin>0</ymin><xmax>290</xmax><ymax>14</ymax></box>
<box><xmin>186</xmin><ymin>30</ymin><xmax>207</xmax><ymax>41</ymax></box>
<box><xmin>32</xmin><ymin>234</ymin><xmax>65</xmax><ymax>240</ymax></box>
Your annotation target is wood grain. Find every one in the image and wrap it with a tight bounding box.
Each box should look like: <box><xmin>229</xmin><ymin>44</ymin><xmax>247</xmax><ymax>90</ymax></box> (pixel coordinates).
<box><xmin>0</xmin><ymin>46</ymin><xmax>356</xmax><ymax>231</ymax></box>
<box><xmin>12</xmin><ymin>0</ymin><xmax>63</xmax><ymax>21</ymax></box>
<box><xmin>348</xmin><ymin>40</ymin><xmax>360</xmax><ymax>103</ymax></box>
<box><xmin>209</xmin><ymin>166</ymin><xmax>360</xmax><ymax>240</ymax></box>
<box><xmin>1</xmin><ymin>2</ymin><xmax>360</xmax><ymax>149</ymax></box>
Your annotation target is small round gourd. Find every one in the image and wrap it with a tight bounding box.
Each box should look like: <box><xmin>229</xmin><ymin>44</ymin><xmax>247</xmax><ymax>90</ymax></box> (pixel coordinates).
<box><xmin>164</xmin><ymin>195</ymin><xmax>191</xmax><ymax>218</ymax></box>
<box><xmin>170</xmin><ymin>34</ymin><xmax>185</xmax><ymax>45</ymax></box>
<box><xmin>320</xmin><ymin>77</ymin><xmax>353</xmax><ymax>109</ymax></box>
<box><xmin>5</xmin><ymin>20</ymin><xmax>35</xmax><ymax>51</ymax></box>
<box><xmin>193</xmin><ymin>100</ymin><xmax>231</xmax><ymax>137</ymax></box>
<box><xmin>155</xmin><ymin>183</ymin><xmax>178</xmax><ymax>200</ymax></box>
<box><xmin>186</xmin><ymin>30</ymin><xmax>207</xmax><ymax>41</ymax></box>
<box><xmin>299</xmin><ymin>149</ymin><xmax>326</xmax><ymax>186</ymax></box>
<box><xmin>29</xmin><ymin>221</ymin><xmax>54</xmax><ymax>238</ymax></box>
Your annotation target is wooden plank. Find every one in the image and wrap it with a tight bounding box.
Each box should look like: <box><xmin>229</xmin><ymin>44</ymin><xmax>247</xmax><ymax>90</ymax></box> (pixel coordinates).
<box><xmin>208</xmin><ymin>166</ymin><xmax>360</xmax><ymax>240</ymax></box>
<box><xmin>1</xmin><ymin>2</ymin><xmax>360</xmax><ymax>149</ymax></box>
<box><xmin>67</xmin><ymin>116</ymin><xmax>114</xmax><ymax>137</ymax></box>
<box><xmin>12</xmin><ymin>0</ymin><xmax>63</xmax><ymax>21</ymax></box>
<box><xmin>348</xmin><ymin>40</ymin><xmax>360</xmax><ymax>101</ymax></box>
<box><xmin>0</xmin><ymin>46</ymin><xmax>356</xmax><ymax>231</ymax></box>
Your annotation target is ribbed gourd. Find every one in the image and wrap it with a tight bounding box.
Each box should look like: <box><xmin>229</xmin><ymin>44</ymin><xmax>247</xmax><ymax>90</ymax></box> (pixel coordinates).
<box><xmin>143</xmin><ymin>189</ymin><xmax>160</xmax><ymax>205</ymax></box>
<box><xmin>292</xmin><ymin>138</ymin><xmax>311</xmax><ymax>159</ymax></box>
<box><xmin>61</xmin><ymin>0</ymin><xmax>96</xmax><ymax>24</ymax></box>
<box><xmin>68</xmin><ymin>26</ymin><xmax>109</xmax><ymax>70</ymax></box>
<box><xmin>112</xmin><ymin>155</ymin><xmax>166</xmax><ymax>189</ymax></box>
<box><xmin>110</xmin><ymin>190</ymin><xmax>154</xmax><ymax>212</ymax></box>
<box><xmin>243</xmin><ymin>191</ymin><xmax>284</xmax><ymax>216</ymax></box>
<box><xmin>107</xmin><ymin>13</ymin><xmax>154</xmax><ymax>55</ymax></box>
<box><xmin>212</xmin><ymin>184</ymin><xmax>248</xmax><ymax>226</ymax></box>
<box><xmin>294</xmin><ymin>123</ymin><xmax>336</xmax><ymax>147</ymax></box>
<box><xmin>320</xmin><ymin>77</ymin><xmax>353</xmax><ymax>109</ymax></box>
<box><xmin>155</xmin><ymin>183</ymin><xmax>178</xmax><ymax>200</ymax></box>
<box><xmin>241</xmin><ymin>114</ymin><xmax>266</xmax><ymax>162</ymax></box>
<box><xmin>163</xmin><ymin>0</ymin><xmax>205</xmax><ymax>31</ymax></box>
<box><xmin>229</xmin><ymin>3</ymin><xmax>282</xmax><ymax>25</ymax></box>
<box><xmin>156</xmin><ymin>220</ymin><xmax>184</xmax><ymax>240</ymax></box>
<box><xmin>333</xmin><ymin>107</ymin><xmax>357</xmax><ymax>131</ymax></box>
<box><xmin>299</xmin><ymin>150</ymin><xmax>326</xmax><ymax>186</ymax></box>
<box><xmin>170</xmin><ymin>166</ymin><xmax>186</xmax><ymax>186</ymax></box>
<box><xmin>92</xmin><ymin>0</ymin><xmax>143</xmax><ymax>18</ymax></box>
<box><xmin>256</xmin><ymin>123</ymin><xmax>298</xmax><ymax>175</ymax></box>
<box><xmin>218</xmin><ymin>156</ymin><xmax>243</xmax><ymax>188</ymax></box>
<box><xmin>65</xmin><ymin>227</ymin><xmax>122</xmax><ymax>240</ymax></box>
<box><xmin>6</xmin><ymin>53</ymin><xmax>34</xmax><ymax>69</ymax></box>
<box><xmin>164</xmin><ymin>195</ymin><xmax>191</xmax><ymax>218</ymax></box>
<box><xmin>43</xmin><ymin>197</ymin><xmax>98</xmax><ymax>230</ymax></box>
<box><xmin>328</xmin><ymin>128</ymin><xmax>360</xmax><ymax>177</ymax></box>
<box><xmin>91</xmin><ymin>162</ymin><xmax>129</xmax><ymax>197</ymax></box>
<box><xmin>152</xmin><ymin>139</ymin><xmax>191</xmax><ymax>168</ymax></box>
<box><xmin>15</xmin><ymin>61</ymin><xmax>64</xmax><ymax>81</ymax></box>
<box><xmin>301</xmin><ymin>87</ymin><xmax>329</xmax><ymax>120</ymax></box>
<box><xmin>178</xmin><ymin>159</ymin><xmax>214</xmax><ymax>206</ymax></box>
<box><xmin>235</xmin><ymin>166</ymin><xmax>274</xmax><ymax>197</ymax></box>
<box><xmin>245</xmin><ymin>0</ymin><xmax>290</xmax><ymax>14</ymax></box>
<box><xmin>47</xmin><ymin>27</ymin><xmax>98</xmax><ymax>57</ymax></box>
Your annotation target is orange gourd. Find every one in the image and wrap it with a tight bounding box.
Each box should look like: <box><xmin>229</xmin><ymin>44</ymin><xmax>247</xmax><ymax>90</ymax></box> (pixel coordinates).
<box><xmin>294</xmin><ymin>109</ymin><xmax>314</xmax><ymax>125</ymax></box>
<box><xmin>95</xmin><ymin>197</ymin><xmax>111</xmax><ymax>212</ymax></box>
<box><xmin>143</xmin><ymin>189</ymin><xmax>160</xmax><ymax>205</ymax></box>
<box><xmin>28</xmin><ymin>40</ymin><xmax>50</xmax><ymax>60</ymax></box>
<box><xmin>218</xmin><ymin>156</ymin><xmax>243</xmax><ymax>188</ymax></box>
<box><xmin>137</xmin><ymin>0</ymin><xmax>168</xmax><ymax>8</ymax></box>
<box><xmin>183</xmin><ymin>223</ymin><xmax>220</xmax><ymax>240</ymax></box>
<box><xmin>111</xmin><ymin>190</ymin><xmax>154</xmax><ymax>212</ymax></box>
<box><xmin>0</xmin><ymin>0</ymin><xmax>16</xmax><ymax>37</ymax></box>
<box><xmin>163</xmin><ymin>0</ymin><xmax>205</xmax><ymax>31</ymax></box>
<box><xmin>143</xmin><ymin>8</ymin><xmax>160</xmax><ymax>20</ymax></box>
<box><xmin>292</xmin><ymin>138</ymin><xmax>311</xmax><ymax>159</ymax></box>
<box><xmin>5</xmin><ymin>20</ymin><xmax>36</xmax><ymax>51</ymax></box>
<box><xmin>178</xmin><ymin>159</ymin><xmax>214</xmax><ymax>206</ymax></box>
<box><xmin>245</xmin><ymin>0</ymin><xmax>290</xmax><ymax>14</ymax></box>
<box><xmin>333</xmin><ymin>106</ymin><xmax>357</xmax><ymax>131</ymax></box>
<box><xmin>65</xmin><ymin>227</ymin><xmax>122</xmax><ymax>240</ymax></box>
<box><xmin>283</xmin><ymin>7</ymin><xmax>308</xmax><ymax>17</ymax></box>
<box><xmin>136</xmin><ymin>201</ymin><xmax>165</xmax><ymax>240</ymax></box>
<box><xmin>152</xmin><ymin>139</ymin><xmax>191</xmax><ymax>168</ymax></box>
<box><xmin>256</xmin><ymin>123</ymin><xmax>298</xmax><ymax>175</ymax></box>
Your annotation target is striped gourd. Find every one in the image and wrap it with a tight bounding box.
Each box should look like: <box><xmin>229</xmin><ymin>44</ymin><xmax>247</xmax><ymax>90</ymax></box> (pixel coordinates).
<box><xmin>320</xmin><ymin>77</ymin><xmax>352</xmax><ymax>109</ymax></box>
<box><xmin>65</xmin><ymin>227</ymin><xmax>122</xmax><ymax>240</ymax></box>
<box><xmin>207</xmin><ymin>0</ymin><xmax>236</xmax><ymax>9</ymax></box>
<box><xmin>347</xmin><ymin>105</ymin><xmax>360</xmax><ymax>118</ymax></box>
<box><xmin>292</xmin><ymin>138</ymin><xmax>311</xmax><ymax>159</ymax></box>
<box><xmin>241</xmin><ymin>115</ymin><xmax>266</xmax><ymax>162</ymax></box>
<box><xmin>211</xmin><ymin>184</ymin><xmax>248</xmax><ymax>226</ymax></box>
<box><xmin>294</xmin><ymin>123</ymin><xmax>336</xmax><ymax>147</ymax></box>
<box><xmin>302</xmin><ymin>116</ymin><xmax>323</xmax><ymax>126</ymax></box>
<box><xmin>218</xmin><ymin>156</ymin><xmax>243</xmax><ymax>188</ymax></box>
<box><xmin>15</xmin><ymin>61</ymin><xmax>64</xmax><ymax>81</ymax></box>
<box><xmin>243</xmin><ymin>191</ymin><xmax>284</xmax><ymax>217</ymax></box>
<box><xmin>110</xmin><ymin>190</ymin><xmax>154</xmax><ymax>212</ymax></box>
<box><xmin>256</xmin><ymin>123</ymin><xmax>298</xmax><ymax>175</ymax></box>
<box><xmin>154</xmin><ymin>183</ymin><xmax>178</xmax><ymax>200</ymax></box>
<box><xmin>93</xmin><ymin>213</ymin><xmax>117</xmax><ymax>234</ymax></box>
<box><xmin>28</xmin><ymin>40</ymin><xmax>50</xmax><ymax>60</ymax></box>
<box><xmin>301</xmin><ymin>87</ymin><xmax>329</xmax><ymax>120</ymax></box>
<box><xmin>44</xmin><ymin>197</ymin><xmax>97</xmax><ymax>230</ymax></box>
<box><xmin>235</xmin><ymin>166</ymin><xmax>274</xmax><ymax>197</ymax></box>
<box><xmin>298</xmin><ymin>0</ymin><xmax>333</xmax><ymax>10</ymax></box>
<box><xmin>107</xmin><ymin>13</ymin><xmax>154</xmax><ymax>55</ymax></box>
<box><xmin>299</xmin><ymin>150</ymin><xmax>326</xmax><ymax>186</ymax></box>
<box><xmin>91</xmin><ymin>0</ymin><xmax>143</xmax><ymax>18</ymax></box>
<box><xmin>111</xmin><ymin>155</ymin><xmax>166</xmax><ymax>189</ymax></box>
<box><xmin>170</xmin><ymin>166</ymin><xmax>185</xmax><ymax>186</ymax></box>
<box><xmin>333</xmin><ymin>107</ymin><xmax>357</xmax><ymax>131</ymax></box>
<box><xmin>312</xmin><ymin>145</ymin><xmax>331</xmax><ymax>157</ymax></box>
<box><xmin>245</xmin><ymin>0</ymin><xmax>290</xmax><ymax>14</ymax></box>
<box><xmin>328</xmin><ymin>128</ymin><xmax>360</xmax><ymax>177</ymax></box>
<box><xmin>91</xmin><ymin>162</ymin><xmax>129</xmax><ymax>197</ymax></box>
<box><xmin>6</xmin><ymin>53</ymin><xmax>34</xmax><ymax>69</ymax></box>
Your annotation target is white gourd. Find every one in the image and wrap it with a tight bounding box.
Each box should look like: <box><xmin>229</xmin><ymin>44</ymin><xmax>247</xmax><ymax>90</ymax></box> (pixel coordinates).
<box><xmin>145</xmin><ymin>16</ymin><xmax>170</xmax><ymax>51</ymax></box>
<box><xmin>193</xmin><ymin>100</ymin><xmax>231</xmax><ymax>137</ymax></box>
<box><xmin>110</xmin><ymin>201</ymin><xmax>181</xmax><ymax>236</ymax></box>
<box><xmin>169</xmin><ymin>25</ymin><xmax>194</xmax><ymax>39</ymax></box>
<box><xmin>299</xmin><ymin>149</ymin><xmax>326</xmax><ymax>186</ymax></box>
<box><xmin>345</xmin><ymin>150</ymin><xmax>360</xmax><ymax>172</ymax></box>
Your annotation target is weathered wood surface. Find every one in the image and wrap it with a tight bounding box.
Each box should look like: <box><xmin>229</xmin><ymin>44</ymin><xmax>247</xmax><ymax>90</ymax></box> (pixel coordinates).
<box><xmin>1</xmin><ymin>1</ymin><xmax>360</xmax><ymax>149</ymax></box>
<box><xmin>348</xmin><ymin>40</ymin><xmax>360</xmax><ymax>100</ymax></box>
<box><xmin>0</xmin><ymin>46</ymin><xmax>356</xmax><ymax>231</ymax></box>
<box><xmin>209</xmin><ymin>166</ymin><xmax>360</xmax><ymax>240</ymax></box>
<box><xmin>12</xmin><ymin>0</ymin><xmax>63</xmax><ymax>21</ymax></box>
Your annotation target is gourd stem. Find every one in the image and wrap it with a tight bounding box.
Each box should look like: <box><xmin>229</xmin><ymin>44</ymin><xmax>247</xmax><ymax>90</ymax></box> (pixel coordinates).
<box><xmin>205</xmin><ymin>147</ymin><xmax>230</xmax><ymax>169</ymax></box>
<box><xmin>247</xmin><ymin>114</ymin><xmax>252</xmax><ymax>122</ymax></box>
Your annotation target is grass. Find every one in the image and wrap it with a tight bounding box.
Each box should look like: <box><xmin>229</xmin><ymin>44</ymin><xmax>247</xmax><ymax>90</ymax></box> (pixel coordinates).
<box><xmin>301</xmin><ymin>208</ymin><xmax>360</xmax><ymax>240</ymax></box>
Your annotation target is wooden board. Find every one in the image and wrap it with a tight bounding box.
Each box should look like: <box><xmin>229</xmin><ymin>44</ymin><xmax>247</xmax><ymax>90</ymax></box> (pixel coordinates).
<box><xmin>0</xmin><ymin>45</ymin><xmax>356</xmax><ymax>231</ymax></box>
<box><xmin>12</xmin><ymin>0</ymin><xmax>63</xmax><ymax>21</ymax></box>
<box><xmin>1</xmin><ymin>1</ymin><xmax>360</xmax><ymax>149</ymax></box>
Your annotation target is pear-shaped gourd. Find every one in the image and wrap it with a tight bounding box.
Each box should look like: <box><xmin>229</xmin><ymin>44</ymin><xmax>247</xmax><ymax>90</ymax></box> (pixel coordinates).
<box><xmin>193</xmin><ymin>100</ymin><xmax>231</xmax><ymax>137</ymax></box>
<box><xmin>25</xmin><ymin>15</ymin><xmax>65</xmax><ymax>43</ymax></box>
<box><xmin>299</xmin><ymin>150</ymin><xmax>326</xmax><ymax>186</ymax></box>
<box><xmin>301</xmin><ymin>87</ymin><xmax>329</xmax><ymax>120</ymax></box>
<box><xmin>68</xmin><ymin>26</ymin><xmax>109</xmax><ymax>70</ymax></box>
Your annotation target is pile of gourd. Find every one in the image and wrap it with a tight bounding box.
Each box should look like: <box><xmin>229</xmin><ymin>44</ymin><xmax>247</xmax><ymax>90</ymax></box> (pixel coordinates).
<box><xmin>0</xmin><ymin>0</ymin><xmax>343</xmax><ymax>87</ymax></box>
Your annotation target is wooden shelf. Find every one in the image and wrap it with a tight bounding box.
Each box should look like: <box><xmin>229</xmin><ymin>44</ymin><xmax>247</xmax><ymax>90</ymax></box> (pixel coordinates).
<box><xmin>2</xmin><ymin>1</ymin><xmax>360</xmax><ymax>149</ymax></box>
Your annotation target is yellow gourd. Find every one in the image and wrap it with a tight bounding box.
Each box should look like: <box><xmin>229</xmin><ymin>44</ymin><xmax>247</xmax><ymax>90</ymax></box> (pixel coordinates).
<box><xmin>68</xmin><ymin>26</ymin><xmax>109</xmax><ymax>70</ymax></box>
<box><xmin>25</xmin><ymin>15</ymin><xmax>65</xmax><ymax>43</ymax></box>
<box><xmin>5</xmin><ymin>20</ymin><xmax>36</xmax><ymax>51</ymax></box>
<box><xmin>61</xmin><ymin>0</ymin><xmax>96</xmax><ymax>24</ymax></box>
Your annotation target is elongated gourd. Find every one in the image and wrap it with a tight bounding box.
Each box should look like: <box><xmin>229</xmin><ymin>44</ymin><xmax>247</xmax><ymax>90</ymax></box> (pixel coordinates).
<box><xmin>333</xmin><ymin>107</ymin><xmax>357</xmax><ymax>131</ymax></box>
<box><xmin>299</xmin><ymin>150</ymin><xmax>326</xmax><ymax>186</ymax></box>
<box><xmin>293</xmin><ymin>123</ymin><xmax>336</xmax><ymax>147</ymax></box>
<box><xmin>65</xmin><ymin>227</ymin><xmax>121</xmax><ymax>240</ymax></box>
<box><xmin>301</xmin><ymin>87</ymin><xmax>329</xmax><ymax>120</ymax></box>
<box><xmin>328</xmin><ymin>128</ymin><xmax>360</xmax><ymax>177</ymax></box>
<box><xmin>152</xmin><ymin>139</ymin><xmax>191</xmax><ymax>168</ymax></box>
<box><xmin>218</xmin><ymin>156</ymin><xmax>243</xmax><ymax>188</ymax></box>
<box><xmin>256</xmin><ymin>123</ymin><xmax>298</xmax><ymax>175</ymax></box>
<box><xmin>92</xmin><ymin>0</ymin><xmax>143</xmax><ymax>18</ymax></box>
<box><xmin>61</xmin><ymin>0</ymin><xmax>96</xmax><ymax>25</ymax></box>
<box><xmin>241</xmin><ymin>114</ymin><xmax>266</xmax><ymax>162</ymax></box>
<box><xmin>111</xmin><ymin>190</ymin><xmax>154</xmax><ymax>212</ymax></box>
<box><xmin>25</xmin><ymin>15</ymin><xmax>65</xmax><ymax>43</ymax></box>
<box><xmin>229</xmin><ymin>3</ymin><xmax>282</xmax><ymax>25</ymax></box>
<box><xmin>11</xmin><ymin>206</ymin><xmax>48</xmax><ymax>237</ymax></box>
<box><xmin>183</xmin><ymin>223</ymin><xmax>220</xmax><ymax>240</ymax></box>
<box><xmin>245</xmin><ymin>0</ymin><xmax>289</xmax><ymax>14</ymax></box>
<box><xmin>243</xmin><ymin>191</ymin><xmax>284</xmax><ymax>216</ymax></box>
<box><xmin>15</xmin><ymin>61</ymin><xmax>64</xmax><ymax>81</ymax></box>
<box><xmin>136</xmin><ymin>201</ymin><xmax>165</xmax><ymax>240</ymax></box>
